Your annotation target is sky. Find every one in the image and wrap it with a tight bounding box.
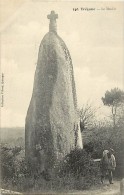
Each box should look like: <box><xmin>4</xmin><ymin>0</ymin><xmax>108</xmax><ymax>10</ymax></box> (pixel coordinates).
<box><xmin>1</xmin><ymin>1</ymin><xmax>124</xmax><ymax>127</ymax></box>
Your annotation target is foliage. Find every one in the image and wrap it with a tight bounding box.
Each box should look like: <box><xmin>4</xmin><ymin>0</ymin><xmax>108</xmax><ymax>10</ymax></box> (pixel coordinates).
<box><xmin>1</xmin><ymin>123</ymin><xmax>124</xmax><ymax>192</ymax></box>
<box><xmin>83</xmin><ymin>124</ymin><xmax>124</xmax><ymax>178</ymax></box>
<box><xmin>100</xmin><ymin>88</ymin><xmax>124</xmax><ymax>177</ymax></box>
<box><xmin>102</xmin><ymin>88</ymin><xmax>124</xmax><ymax>106</ymax></box>
<box><xmin>79</xmin><ymin>102</ymin><xmax>98</xmax><ymax>131</ymax></box>
<box><xmin>1</xmin><ymin>144</ymin><xmax>100</xmax><ymax>192</ymax></box>
<box><xmin>58</xmin><ymin>149</ymin><xmax>98</xmax><ymax>175</ymax></box>
<box><xmin>102</xmin><ymin>88</ymin><xmax>124</xmax><ymax>127</ymax></box>
<box><xmin>1</xmin><ymin>146</ymin><xmax>22</xmax><ymax>178</ymax></box>
<box><xmin>1</xmin><ymin>145</ymin><xmax>27</xmax><ymax>190</ymax></box>
<box><xmin>116</xmin><ymin>103</ymin><xmax>124</xmax><ymax>127</ymax></box>
<box><xmin>31</xmin><ymin>149</ymin><xmax>100</xmax><ymax>191</ymax></box>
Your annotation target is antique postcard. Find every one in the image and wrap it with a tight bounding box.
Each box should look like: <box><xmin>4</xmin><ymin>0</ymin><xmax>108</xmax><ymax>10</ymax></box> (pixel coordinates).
<box><xmin>1</xmin><ymin>1</ymin><xmax>124</xmax><ymax>194</ymax></box>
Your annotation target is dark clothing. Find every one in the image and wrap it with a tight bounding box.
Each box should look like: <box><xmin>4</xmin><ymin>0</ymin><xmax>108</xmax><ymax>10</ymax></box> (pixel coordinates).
<box><xmin>108</xmin><ymin>169</ymin><xmax>113</xmax><ymax>184</ymax></box>
<box><xmin>100</xmin><ymin>151</ymin><xmax>116</xmax><ymax>184</ymax></box>
<box><xmin>101</xmin><ymin>170</ymin><xmax>107</xmax><ymax>183</ymax></box>
<box><xmin>107</xmin><ymin>153</ymin><xmax>116</xmax><ymax>184</ymax></box>
<box><xmin>100</xmin><ymin>156</ymin><xmax>108</xmax><ymax>183</ymax></box>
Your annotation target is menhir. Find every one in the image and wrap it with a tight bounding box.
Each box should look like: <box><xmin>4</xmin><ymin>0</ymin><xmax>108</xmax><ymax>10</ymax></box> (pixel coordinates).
<box><xmin>25</xmin><ymin>11</ymin><xmax>83</xmax><ymax>174</ymax></box>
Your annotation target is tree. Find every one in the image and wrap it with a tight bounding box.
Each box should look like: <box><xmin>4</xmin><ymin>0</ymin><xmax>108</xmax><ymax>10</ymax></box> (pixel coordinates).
<box><xmin>116</xmin><ymin>103</ymin><xmax>124</xmax><ymax>128</ymax></box>
<box><xmin>101</xmin><ymin>88</ymin><xmax>124</xmax><ymax>128</ymax></box>
<box><xmin>79</xmin><ymin>102</ymin><xmax>98</xmax><ymax>132</ymax></box>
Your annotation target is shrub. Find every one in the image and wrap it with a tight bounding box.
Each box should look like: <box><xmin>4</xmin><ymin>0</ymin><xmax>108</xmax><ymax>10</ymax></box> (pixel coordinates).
<box><xmin>83</xmin><ymin>125</ymin><xmax>124</xmax><ymax>178</ymax></box>
<box><xmin>1</xmin><ymin>145</ymin><xmax>100</xmax><ymax>192</ymax></box>
<box><xmin>54</xmin><ymin>148</ymin><xmax>100</xmax><ymax>189</ymax></box>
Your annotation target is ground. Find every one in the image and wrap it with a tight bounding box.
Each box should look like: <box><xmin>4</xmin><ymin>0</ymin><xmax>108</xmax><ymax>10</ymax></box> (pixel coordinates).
<box><xmin>68</xmin><ymin>180</ymin><xmax>120</xmax><ymax>195</ymax></box>
<box><xmin>1</xmin><ymin>181</ymin><xmax>120</xmax><ymax>195</ymax></box>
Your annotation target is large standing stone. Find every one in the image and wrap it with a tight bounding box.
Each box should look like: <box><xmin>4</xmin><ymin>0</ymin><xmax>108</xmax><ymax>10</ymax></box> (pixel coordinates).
<box><xmin>25</xmin><ymin>11</ymin><xmax>82</xmax><ymax>172</ymax></box>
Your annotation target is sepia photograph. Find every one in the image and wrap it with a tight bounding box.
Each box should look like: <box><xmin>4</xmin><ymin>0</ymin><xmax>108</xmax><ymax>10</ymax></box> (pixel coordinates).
<box><xmin>1</xmin><ymin>1</ymin><xmax>124</xmax><ymax>194</ymax></box>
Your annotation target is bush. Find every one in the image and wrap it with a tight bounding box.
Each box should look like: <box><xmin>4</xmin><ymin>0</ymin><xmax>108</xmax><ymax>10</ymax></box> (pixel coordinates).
<box><xmin>54</xmin><ymin>148</ymin><xmax>100</xmax><ymax>189</ymax></box>
<box><xmin>1</xmin><ymin>146</ymin><xmax>100</xmax><ymax>192</ymax></box>
<box><xmin>2</xmin><ymin>123</ymin><xmax>123</xmax><ymax>193</ymax></box>
<box><xmin>1</xmin><ymin>145</ymin><xmax>26</xmax><ymax>191</ymax></box>
<box><xmin>83</xmin><ymin>125</ymin><xmax>124</xmax><ymax>178</ymax></box>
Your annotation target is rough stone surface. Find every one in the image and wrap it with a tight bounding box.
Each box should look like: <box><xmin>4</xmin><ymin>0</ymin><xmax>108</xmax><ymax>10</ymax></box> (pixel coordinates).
<box><xmin>25</xmin><ymin>31</ymin><xmax>82</xmax><ymax>171</ymax></box>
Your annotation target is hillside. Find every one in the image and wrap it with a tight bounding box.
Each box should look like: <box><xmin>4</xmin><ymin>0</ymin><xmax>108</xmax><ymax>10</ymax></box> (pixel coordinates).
<box><xmin>1</xmin><ymin>127</ymin><xmax>25</xmax><ymax>147</ymax></box>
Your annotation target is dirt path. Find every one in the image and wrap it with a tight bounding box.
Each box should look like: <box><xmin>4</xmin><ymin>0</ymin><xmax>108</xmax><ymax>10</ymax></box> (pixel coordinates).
<box><xmin>67</xmin><ymin>180</ymin><xmax>120</xmax><ymax>195</ymax></box>
<box><xmin>1</xmin><ymin>181</ymin><xmax>120</xmax><ymax>195</ymax></box>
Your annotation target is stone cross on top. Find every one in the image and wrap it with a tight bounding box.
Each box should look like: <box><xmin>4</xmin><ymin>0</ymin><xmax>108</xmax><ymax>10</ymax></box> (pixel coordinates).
<box><xmin>47</xmin><ymin>11</ymin><xmax>58</xmax><ymax>33</ymax></box>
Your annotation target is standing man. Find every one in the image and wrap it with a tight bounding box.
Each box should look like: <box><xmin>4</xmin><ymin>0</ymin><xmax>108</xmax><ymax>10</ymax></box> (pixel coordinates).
<box><xmin>100</xmin><ymin>150</ymin><xmax>109</xmax><ymax>183</ymax></box>
<box><xmin>107</xmin><ymin>148</ymin><xmax>116</xmax><ymax>184</ymax></box>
